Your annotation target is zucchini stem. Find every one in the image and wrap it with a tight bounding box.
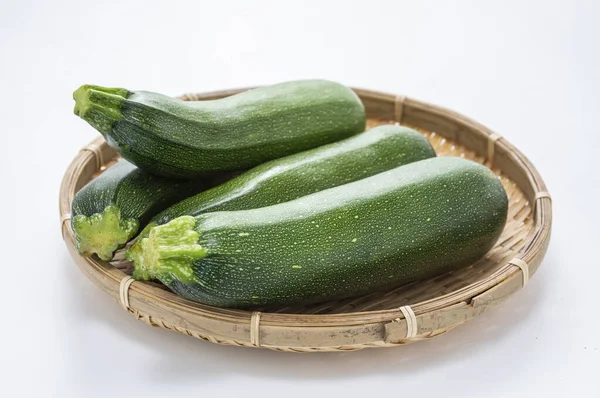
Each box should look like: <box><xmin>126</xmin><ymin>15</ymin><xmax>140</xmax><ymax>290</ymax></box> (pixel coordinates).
<box><xmin>132</xmin><ymin>216</ymin><xmax>206</xmax><ymax>283</ymax></box>
<box><xmin>72</xmin><ymin>205</ymin><xmax>138</xmax><ymax>261</ymax></box>
<box><xmin>73</xmin><ymin>85</ymin><xmax>129</xmax><ymax>134</ymax></box>
<box><xmin>125</xmin><ymin>222</ymin><xmax>156</xmax><ymax>268</ymax></box>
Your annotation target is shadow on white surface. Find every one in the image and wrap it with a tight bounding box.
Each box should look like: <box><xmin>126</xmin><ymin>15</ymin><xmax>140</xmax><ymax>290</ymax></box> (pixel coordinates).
<box><xmin>60</xmin><ymin>250</ymin><xmax>550</xmax><ymax>382</ymax></box>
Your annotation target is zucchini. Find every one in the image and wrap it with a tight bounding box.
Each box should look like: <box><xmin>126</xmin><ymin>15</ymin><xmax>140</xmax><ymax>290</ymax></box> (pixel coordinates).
<box><xmin>133</xmin><ymin>157</ymin><xmax>508</xmax><ymax>308</ymax></box>
<box><xmin>72</xmin><ymin>80</ymin><xmax>366</xmax><ymax>178</ymax></box>
<box><xmin>126</xmin><ymin>125</ymin><xmax>436</xmax><ymax>267</ymax></box>
<box><xmin>70</xmin><ymin>159</ymin><xmax>235</xmax><ymax>261</ymax></box>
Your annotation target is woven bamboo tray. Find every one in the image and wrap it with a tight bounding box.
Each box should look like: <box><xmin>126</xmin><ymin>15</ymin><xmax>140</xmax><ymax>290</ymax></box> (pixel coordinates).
<box><xmin>59</xmin><ymin>87</ymin><xmax>552</xmax><ymax>352</ymax></box>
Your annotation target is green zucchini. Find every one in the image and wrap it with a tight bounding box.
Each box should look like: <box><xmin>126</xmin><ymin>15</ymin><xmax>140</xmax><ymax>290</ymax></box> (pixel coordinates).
<box><xmin>72</xmin><ymin>80</ymin><xmax>366</xmax><ymax>178</ymax></box>
<box><xmin>70</xmin><ymin>159</ymin><xmax>235</xmax><ymax>261</ymax></box>
<box><xmin>133</xmin><ymin>157</ymin><xmax>508</xmax><ymax>308</ymax></box>
<box><xmin>126</xmin><ymin>125</ymin><xmax>436</xmax><ymax>267</ymax></box>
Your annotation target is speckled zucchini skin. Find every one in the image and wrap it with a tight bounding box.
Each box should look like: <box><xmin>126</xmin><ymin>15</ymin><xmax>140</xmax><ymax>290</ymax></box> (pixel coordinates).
<box><xmin>159</xmin><ymin>125</ymin><xmax>434</xmax><ymax>223</ymax></box>
<box><xmin>74</xmin><ymin>80</ymin><xmax>366</xmax><ymax>178</ymax></box>
<box><xmin>126</xmin><ymin>125</ymin><xmax>436</xmax><ymax>264</ymax></box>
<box><xmin>71</xmin><ymin>159</ymin><xmax>235</xmax><ymax>260</ymax></box>
<box><xmin>153</xmin><ymin>157</ymin><xmax>508</xmax><ymax>308</ymax></box>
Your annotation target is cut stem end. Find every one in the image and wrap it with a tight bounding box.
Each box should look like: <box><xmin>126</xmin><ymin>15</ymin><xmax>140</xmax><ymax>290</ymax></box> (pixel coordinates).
<box><xmin>73</xmin><ymin>84</ymin><xmax>129</xmax><ymax>134</ymax></box>
<box><xmin>132</xmin><ymin>216</ymin><xmax>206</xmax><ymax>283</ymax></box>
<box><xmin>72</xmin><ymin>205</ymin><xmax>139</xmax><ymax>261</ymax></box>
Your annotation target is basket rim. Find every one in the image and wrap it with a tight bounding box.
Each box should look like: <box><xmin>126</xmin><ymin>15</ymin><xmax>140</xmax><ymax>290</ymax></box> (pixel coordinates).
<box><xmin>59</xmin><ymin>87</ymin><xmax>552</xmax><ymax>349</ymax></box>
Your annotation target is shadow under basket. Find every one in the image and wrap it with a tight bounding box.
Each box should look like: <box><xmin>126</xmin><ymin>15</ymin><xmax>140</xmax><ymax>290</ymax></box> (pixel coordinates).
<box><xmin>59</xmin><ymin>88</ymin><xmax>552</xmax><ymax>352</ymax></box>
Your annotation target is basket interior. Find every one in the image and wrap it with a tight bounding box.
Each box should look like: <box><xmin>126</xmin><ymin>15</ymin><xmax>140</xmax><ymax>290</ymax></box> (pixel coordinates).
<box><xmin>105</xmin><ymin>117</ymin><xmax>533</xmax><ymax>315</ymax></box>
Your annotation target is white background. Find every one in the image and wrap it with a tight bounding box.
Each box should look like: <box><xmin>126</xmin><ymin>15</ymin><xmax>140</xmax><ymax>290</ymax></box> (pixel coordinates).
<box><xmin>1</xmin><ymin>1</ymin><xmax>598</xmax><ymax>397</ymax></box>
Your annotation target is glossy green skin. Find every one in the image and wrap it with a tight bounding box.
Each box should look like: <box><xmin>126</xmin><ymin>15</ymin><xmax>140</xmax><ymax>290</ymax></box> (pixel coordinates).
<box><xmin>74</xmin><ymin>80</ymin><xmax>366</xmax><ymax>178</ymax></box>
<box><xmin>151</xmin><ymin>157</ymin><xmax>508</xmax><ymax>308</ymax></box>
<box><xmin>71</xmin><ymin>159</ymin><xmax>234</xmax><ymax>260</ymax></box>
<box><xmin>162</xmin><ymin>125</ymin><xmax>434</xmax><ymax>223</ymax></box>
<box><xmin>126</xmin><ymin>125</ymin><xmax>435</xmax><ymax>264</ymax></box>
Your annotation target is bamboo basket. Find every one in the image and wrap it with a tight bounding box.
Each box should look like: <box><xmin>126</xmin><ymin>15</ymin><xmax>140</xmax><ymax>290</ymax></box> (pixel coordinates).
<box><xmin>59</xmin><ymin>87</ymin><xmax>552</xmax><ymax>352</ymax></box>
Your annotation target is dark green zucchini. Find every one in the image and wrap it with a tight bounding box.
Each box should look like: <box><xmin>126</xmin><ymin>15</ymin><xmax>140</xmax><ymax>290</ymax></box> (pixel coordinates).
<box><xmin>133</xmin><ymin>157</ymin><xmax>508</xmax><ymax>308</ymax></box>
<box><xmin>70</xmin><ymin>159</ymin><xmax>235</xmax><ymax>261</ymax></box>
<box><xmin>126</xmin><ymin>125</ymin><xmax>436</xmax><ymax>267</ymax></box>
<box><xmin>72</xmin><ymin>80</ymin><xmax>366</xmax><ymax>178</ymax></box>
